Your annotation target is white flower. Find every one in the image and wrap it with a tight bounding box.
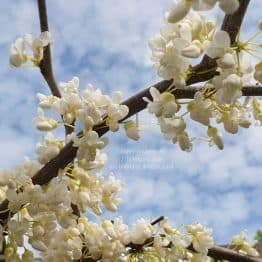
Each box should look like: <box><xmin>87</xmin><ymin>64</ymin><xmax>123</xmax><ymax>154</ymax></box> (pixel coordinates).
<box><xmin>102</xmin><ymin>218</ymin><xmax>130</xmax><ymax>245</ymax></box>
<box><xmin>207</xmin><ymin>126</ymin><xmax>224</xmax><ymax>150</ymax></box>
<box><xmin>73</xmin><ymin>130</ymin><xmax>106</xmax><ymax>162</ymax></box>
<box><xmin>252</xmin><ymin>98</ymin><xmax>262</xmax><ymax>124</ymax></box>
<box><xmin>35</xmin><ymin>132</ymin><xmax>63</xmax><ymax>164</ymax></box>
<box><xmin>143</xmin><ymin>87</ymin><xmax>179</xmax><ymax>117</ymax></box>
<box><xmin>215</xmin><ymin>73</ymin><xmax>242</xmax><ymax>104</ymax></box>
<box><xmin>75</xmin><ymin>109</ymin><xmax>95</xmax><ymax>132</ymax></box>
<box><xmin>181</xmin><ymin>40</ymin><xmax>202</xmax><ymax>58</ymax></box>
<box><xmin>188</xmin><ymin>91</ymin><xmax>213</xmax><ymax>125</ymax></box>
<box><xmin>6</xmin><ymin>189</ymin><xmax>27</xmax><ymax>213</ymax></box>
<box><xmin>158</xmin><ymin>117</ymin><xmax>186</xmax><ymax>140</ymax></box>
<box><xmin>124</xmin><ymin>121</ymin><xmax>140</xmax><ymax>140</ymax></box>
<box><xmin>82</xmin><ymin>84</ymin><xmax>111</xmax><ymax>108</ymax></box>
<box><xmin>157</xmin><ymin>116</ymin><xmax>192</xmax><ymax>151</ymax></box>
<box><xmin>33</xmin><ymin>108</ymin><xmax>58</xmax><ymax>131</ymax></box>
<box><xmin>8</xmin><ymin>219</ymin><xmax>29</xmax><ymax>246</ymax></box>
<box><xmin>95</xmin><ymin>90</ymin><xmax>129</xmax><ymax>132</ymax></box>
<box><xmin>167</xmin><ymin>0</ymin><xmax>192</xmax><ymax>24</ymax></box>
<box><xmin>24</xmin><ymin>31</ymin><xmax>51</xmax><ymax>61</ymax></box>
<box><xmin>175</xmin><ymin>131</ymin><xmax>193</xmax><ymax>152</ymax></box>
<box><xmin>205</xmin><ymin>31</ymin><xmax>231</xmax><ymax>59</ymax></box>
<box><xmin>9</xmin><ymin>37</ymin><xmax>27</xmax><ymax>67</ymax></box>
<box><xmin>254</xmin><ymin>62</ymin><xmax>262</xmax><ymax>83</ymax></box>
<box><xmin>37</xmin><ymin>93</ymin><xmax>57</xmax><ymax>109</ymax></box>
<box><xmin>102</xmin><ymin>174</ymin><xmax>122</xmax><ymax>212</ymax></box>
<box><xmin>52</xmin><ymin>77</ymin><xmax>83</xmax><ymax>124</ymax></box>
<box><xmin>78</xmin><ymin>149</ymin><xmax>107</xmax><ymax>170</ymax></box>
<box><xmin>218</xmin><ymin>0</ymin><xmax>239</xmax><ymax>14</ymax></box>
<box><xmin>130</xmin><ymin>218</ymin><xmax>153</xmax><ymax>244</ymax></box>
<box><xmin>231</xmin><ymin>231</ymin><xmax>259</xmax><ymax>257</ymax></box>
<box><xmin>217</xmin><ymin>107</ymin><xmax>251</xmax><ymax>134</ymax></box>
<box><xmin>187</xmin><ymin>223</ymin><xmax>214</xmax><ymax>254</ymax></box>
<box><xmin>149</xmin><ymin>36</ymin><xmax>189</xmax><ymax>84</ymax></box>
<box><xmin>217</xmin><ymin>53</ymin><xmax>235</xmax><ymax>69</ymax></box>
<box><xmin>106</xmin><ymin>103</ymin><xmax>129</xmax><ymax>132</ymax></box>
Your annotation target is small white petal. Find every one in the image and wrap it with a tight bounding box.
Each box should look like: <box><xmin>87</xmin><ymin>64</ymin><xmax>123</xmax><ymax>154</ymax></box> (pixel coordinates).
<box><xmin>182</xmin><ymin>43</ymin><xmax>201</xmax><ymax>58</ymax></box>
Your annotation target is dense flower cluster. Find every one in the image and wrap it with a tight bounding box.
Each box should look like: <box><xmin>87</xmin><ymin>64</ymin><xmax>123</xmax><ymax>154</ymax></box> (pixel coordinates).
<box><xmin>230</xmin><ymin>231</ymin><xmax>259</xmax><ymax>257</ymax></box>
<box><xmin>1</xmin><ymin>1</ymin><xmax>261</xmax><ymax>261</ymax></box>
<box><xmin>167</xmin><ymin>0</ymin><xmax>240</xmax><ymax>24</ymax></box>
<box><xmin>9</xmin><ymin>31</ymin><xmax>51</xmax><ymax>67</ymax></box>
<box><xmin>147</xmin><ymin>1</ymin><xmax>262</xmax><ymax>151</ymax></box>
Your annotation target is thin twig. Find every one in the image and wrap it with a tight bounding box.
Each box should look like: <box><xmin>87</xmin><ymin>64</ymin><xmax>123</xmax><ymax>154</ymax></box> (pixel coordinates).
<box><xmin>207</xmin><ymin>245</ymin><xmax>262</xmax><ymax>262</ymax></box>
<box><xmin>37</xmin><ymin>0</ymin><xmax>74</xmax><ymax>135</ymax></box>
<box><xmin>37</xmin><ymin>0</ymin><xmax>60</xmax><ymax>98</ymax></box>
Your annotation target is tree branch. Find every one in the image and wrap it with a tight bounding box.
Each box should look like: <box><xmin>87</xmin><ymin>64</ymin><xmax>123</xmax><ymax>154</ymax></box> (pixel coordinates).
<box><xmin>37</xmin><ymin>0</ymin><xmax>74</xmax><ymax>135</ymax></box>
<box><xmin>207</xmin><ymin>245</ymin><xmax>262</xmax><ymax>262</ymax></box>
<box><xmin>37</xmin><ymin>0</ymin><xmax>60</xmax><ymax>98</ymax></box>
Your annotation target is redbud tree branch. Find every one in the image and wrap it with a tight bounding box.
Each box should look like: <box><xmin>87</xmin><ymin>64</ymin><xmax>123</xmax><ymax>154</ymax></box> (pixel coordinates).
<box><xmin>1</xmin><ymin>1</ymin><xmax>261</xmax><ymax>261</ymax></box>
<box><xmin>37</xmin><ymin>0</ymin><xmax>60</xmax><ymax>97</ymax></box>
<box><xmin>37</xmin><ymin>0</ymin><xmax>74</xmax><ymax>136</ymax></box>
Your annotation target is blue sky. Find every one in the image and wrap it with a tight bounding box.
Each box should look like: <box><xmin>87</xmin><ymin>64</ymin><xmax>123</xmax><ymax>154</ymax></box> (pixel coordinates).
<box><xmin>0</xmin><ymin>0</ymin><xmax>261</xmax><ymax>244</ymax></box>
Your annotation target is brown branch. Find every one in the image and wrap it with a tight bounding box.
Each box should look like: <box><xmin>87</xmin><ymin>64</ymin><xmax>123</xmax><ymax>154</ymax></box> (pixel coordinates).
<box><xmin>207</xmin><ymin>245</ymin><xmax>262</xmax><ymax>262</ymax></box>
<box><xmin>37</xmin><ymin>0</ymin><xmax>60</xmax><ymax>98</ymax></box>
<box><xmin>81</xmin><ymin>240</ymin><xmax>262</xmax><ymax>262</ymax></box>
<box><xmin>37</xmin><ymin>0</ymin><xmax>73</xmax><ymax>135</ymax></box>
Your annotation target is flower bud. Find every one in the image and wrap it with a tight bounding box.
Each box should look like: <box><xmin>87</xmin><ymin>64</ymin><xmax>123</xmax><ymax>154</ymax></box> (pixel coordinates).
<box><xmin>254</xmin><ymin>62</ymin><xmax>262</xmax><ymax>83</ymax></box>
<box><xmin>167</xmin><ymin>0</ymin><xmax>192</xmax><ymax>24</ymax></box>
<box><xmin>182</xmin><ymin>41</ymin><xmax>202</xmax><ymax>58</ymax></box>
<box><xmin>124</xmin><ymin>121</ymin><xmax>140</xmax><ymax>140</ymax></box>
<box><xmin>219</xmin><ymin>0</ymin><xmax>239</xmax><ymax>14</ymax></box>
<box><xmin>207</xmin><ymin>126</ymin><xmax>224</xmax><ymax>150</ymax></box>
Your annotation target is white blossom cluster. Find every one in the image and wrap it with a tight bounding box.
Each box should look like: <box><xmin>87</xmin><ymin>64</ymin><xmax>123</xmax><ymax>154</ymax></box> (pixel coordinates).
<box><xmin>230</xmin><ymin>231</ymin><xmax>259</xmax><ymax>257</ymax></box>
<box><xmin>9</xmin><ymin>31</ymin><xmax>51</xmax><ymax>67</ymax></box>
<box><xmin>167</xmin><ymin>0</ymin><xmax>240</xmax><ymax>24</ymax></box>
<box><xmin>146</xmin><ymin>1</ymin><xmax>262</xmax><ymax>151</ymax></box>
<box><xmin>1</xmin><ymin>50</ymin><xmax>220</xmax><ymax>260</ymax></box>
<box><xmin>2</xmin><ymin>1</ymin><xmax>261</xmax><ymax>261</ymax></box>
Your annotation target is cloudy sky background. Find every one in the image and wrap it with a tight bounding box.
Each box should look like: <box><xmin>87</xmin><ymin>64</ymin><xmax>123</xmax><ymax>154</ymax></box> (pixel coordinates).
<box><xmin>0</xmin><ymin>0</ymin><xmax>261</xmax><ymax>244</ymax></box>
